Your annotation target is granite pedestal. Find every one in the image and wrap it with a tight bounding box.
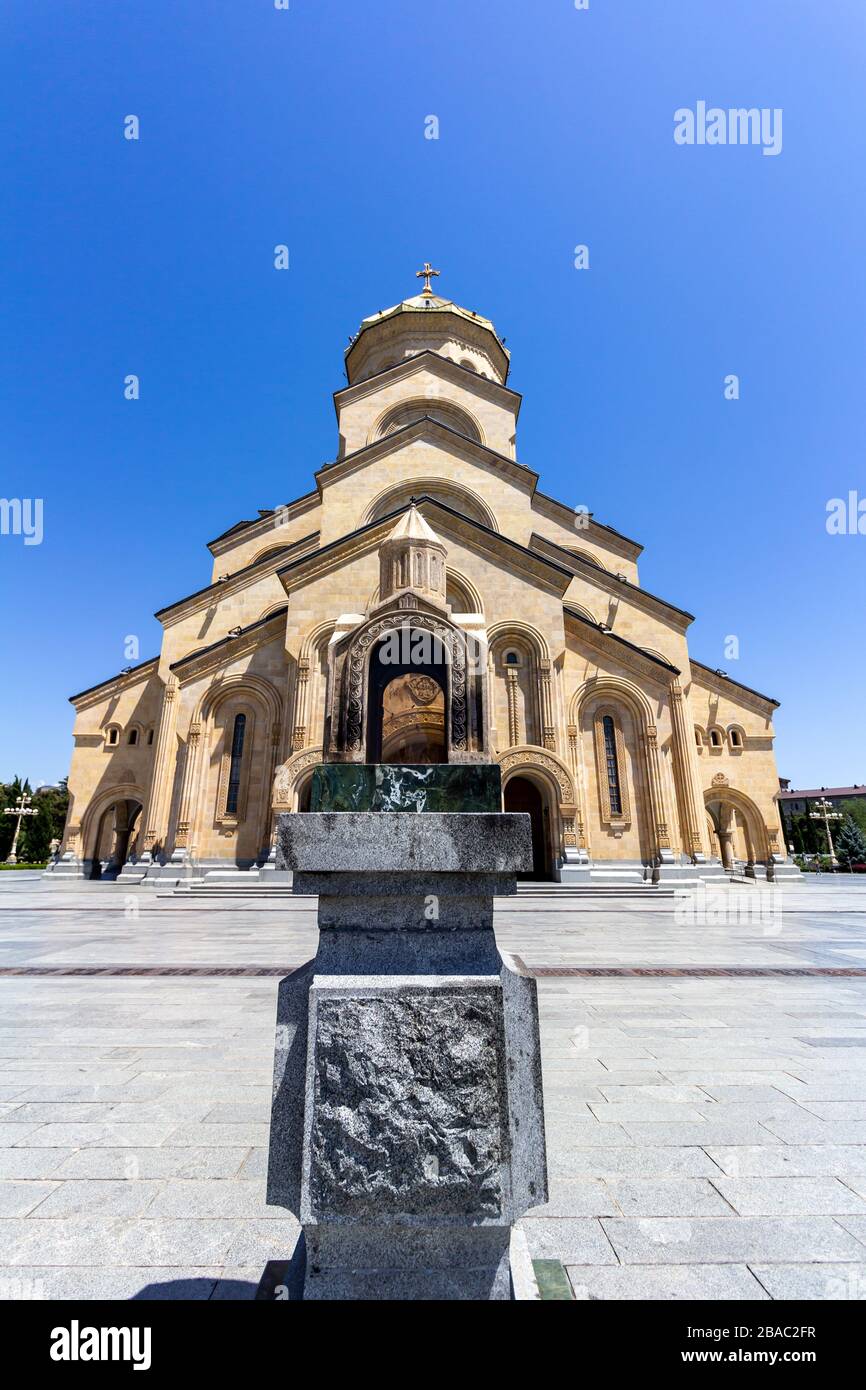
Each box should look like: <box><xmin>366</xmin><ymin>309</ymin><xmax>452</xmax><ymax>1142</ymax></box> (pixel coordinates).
<box><xmin>266</xmin><ymin>810</ymin><xmax>547</xmax><ymax>1300</ymax></box>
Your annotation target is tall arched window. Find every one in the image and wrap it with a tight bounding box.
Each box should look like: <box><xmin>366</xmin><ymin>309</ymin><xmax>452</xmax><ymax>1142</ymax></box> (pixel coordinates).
<box><xmin>225</xmin><ymin>714</ymin><xmax>246</xmax><ymax>815</ymax></box>
<box><xmin>602</xmin><ymin>715</ymin><xmax>622</xmax><ymax>816</ymax></box>
<box><xmin>592</xmin><ymin>707</ymin><xmax>631</xmax><ymax>825</ymax></box>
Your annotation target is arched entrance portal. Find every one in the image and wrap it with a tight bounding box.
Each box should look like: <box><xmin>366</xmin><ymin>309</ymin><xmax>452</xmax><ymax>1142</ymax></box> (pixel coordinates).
<box><xmin>704</xmin><ymin>789</ymin><xmax>767</xmax><ymax>871</ymax></box>
<box><xmin>503</xmin><ymin>775</ymin><xmax>553</xmax><ymax>880</ymax></box>
<box><xmin>366</xmin><ymin>635</ymin><xmax>449</xmax><ymax>764</ymax></box>
<box><xmin>91</xmin><ymin>798</ymin><xmax>143</xmax><ymax>879</ymax></box>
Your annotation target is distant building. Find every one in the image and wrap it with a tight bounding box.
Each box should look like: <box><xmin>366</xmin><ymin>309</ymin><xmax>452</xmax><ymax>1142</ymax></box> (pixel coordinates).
<box><xmin>778</xmin><ymin>783</ymin><xmax>866</xmax><ymax>848</ymax></box>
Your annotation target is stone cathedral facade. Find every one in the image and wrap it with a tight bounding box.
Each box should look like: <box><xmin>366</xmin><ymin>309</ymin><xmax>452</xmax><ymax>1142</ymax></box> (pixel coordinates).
<box><xmin>56</xmin><ymin>278</ymin><xmax>793</xmax><ymax>885</ymax></box>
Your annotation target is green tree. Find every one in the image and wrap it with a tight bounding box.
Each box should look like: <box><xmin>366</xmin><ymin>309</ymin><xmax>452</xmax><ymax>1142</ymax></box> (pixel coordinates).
<box><xmin>838</xmin><ymin>798</ymin><xmax>866</xmax><ymax>840</ymax></box>
<box><xmin>20</xmin><ymin>781</ymin><xmax>69</xmax><ymax>863</ymax></box>
<box><xmin>0</xmin><ymin>777</ymin><xmax>69</xmax><ymax>864</ymax></box>
<box><xmin>835</xmin><ymin>815</ymin><xmax>866</xmax><ymax>870</ymax></box>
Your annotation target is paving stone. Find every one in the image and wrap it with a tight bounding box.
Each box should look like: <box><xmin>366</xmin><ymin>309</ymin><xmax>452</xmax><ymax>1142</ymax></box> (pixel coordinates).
<box><xmin>566</xmin><ymin>1263</ymin><xmax>768</xmax><ymax>1300</ymax></box>
<box><xmin>519</xmin><ymin>1217</ymin><xmax>617</xmax><ymax>1265</ymax></box>
<box><xmin>0</xmin><ymin>1266</ymin><xmax>222</xmax><ymax>1300</ymax></box>
<box><xmin>749</xmin><ymin>1263</ymin><xmax>866</xmax><ymax>1300</ymax></box>
<box><xmin>705</xmin><ymin>1146</ymin><xmax>866</xmax><ymax>1179</ymax></box>
<box><xmin>0</xmin><ymin>1181</ymin><xmax>60</xmax><ymax>1216</ymax></box>
<box><xmin>26</xmin><ymin>1180</ymin><xmax>163</xmax><ymax>1218</ymax></box>
<box><xmin>51</xmin><ymin>1148</ymin><xmax>249</xmax><ymax>1180</ymax></box>
<box><xmin>712</xmin><ymin>1177</ymin><xmax>866</xmax><ymax>1216</ymax></box>
<box><xmin>601</xmin><ymin>1216</ymin><xmax>866</xmax><ymax>1264</ymax></box>
<box><xmin>147</xmin><ymin>1180</ymin><xmax>278</xmax><ymax>1219</ymax></box>
<box><xmin>525</xmin><ymin>1179</ymin><xmax>619</xmax><ymax>1218</ymax></box>
<box><xmin>0</xmin><ymin>1149</ymin><xmax>75</xmax><ymax>1179</ymax></box>
<box><xmin>549</xmin><ymin>1146</ymin><xmax>721</xmax><ymax>1179</ymax></box>
<box><xmin>606</xmin><ymin>1179</ymin><xmax>733</xmax><ymax>1218</ymax></box>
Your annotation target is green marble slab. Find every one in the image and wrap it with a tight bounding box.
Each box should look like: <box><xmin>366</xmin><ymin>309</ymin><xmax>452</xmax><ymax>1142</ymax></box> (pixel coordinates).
<box><xmin>310</xmin><ymin>763</ymin><xmax>502</xmax><ymax>813</ymax></box>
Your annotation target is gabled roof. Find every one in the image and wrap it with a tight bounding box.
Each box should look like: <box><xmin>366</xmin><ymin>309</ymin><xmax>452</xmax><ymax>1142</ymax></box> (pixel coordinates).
<box><xmin>531</xmin><ymin>533</ymin><xmax>694</xmax><ymax>628</ymax></box>
<box><xmin>315</xmin><ymin>414</ymin><xmax>537</xmax><ymax>493</ymax></box>
<box><xmin>155</xmin><ymin>532</ymin><xmax>319</xmax><ymax>623</ymax></box>
<box><xmin>689</xmin><ymin>660</ymin><xmax>779</xmax><ymax>711</ymax></box>
<box><xmin>277</xmin><ymin>495</ymin><xmax>574</xmax><ymax>596</ymax></box>
<box><xmin>563</xmin><ymin>604</ymin><xmax>680</xmax><ymax>677</ymax></box>
<box><xmin>170</xmin><ymin>607</ymin><xmax>288</xmax><ymax>676</ymax></box>
<box><xmin>69</xmin><ymin>656</ymin><xmax>159</xmax><ymax>707</ymax></box>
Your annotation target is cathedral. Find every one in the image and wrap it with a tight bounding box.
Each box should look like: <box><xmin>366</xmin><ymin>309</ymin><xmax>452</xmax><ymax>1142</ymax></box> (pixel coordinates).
<box><xmin>55</xmin><ymin>271</ymin><xmax>795</xmax><ymax>885</ymax></box>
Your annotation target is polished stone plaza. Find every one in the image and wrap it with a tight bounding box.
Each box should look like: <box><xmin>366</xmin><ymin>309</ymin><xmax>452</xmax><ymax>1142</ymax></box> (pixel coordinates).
<box><xmin>1</xmin><ymin>875</ymin><xmax>866</xmax><ymax>1300</ymax></box>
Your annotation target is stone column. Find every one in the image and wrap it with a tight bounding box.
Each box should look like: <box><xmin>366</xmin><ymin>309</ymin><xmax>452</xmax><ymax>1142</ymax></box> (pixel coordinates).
<box><xmin>538</xmin><ymin>659</ymin><xmax>556</xmax><ymax>751</ymax></box>
<box><xmin>645</xmin><ymin>725</ymin><xmax>675</xmax><ymax>866</ymax></box>
<box><xmin>505</xmin><ymin>668</ymin><xmax>519</xmax><ymax>748</ymax></box>
<box><xmin>268</xmin><ymin>808</ymin><xmax>547</xmax><ymax>1300</ymax></box>
<box><xmin>292</xmin><ymin>658</ymin><xmax>311</xmax><ymax>751</ymax></box>
<box><xmin>669</xmin><ymin>683</ymin><xmax>706</xmax><ymax>861</ymax></box>
<box><xmin>170</xmin><ymin>720</ymin><xmax>201</xmax><ymax>864</ymax></box>
<box><xmin>141</xmin><ymin>675</ymin><xmax>179</xmax><ymax>862</ymax></box>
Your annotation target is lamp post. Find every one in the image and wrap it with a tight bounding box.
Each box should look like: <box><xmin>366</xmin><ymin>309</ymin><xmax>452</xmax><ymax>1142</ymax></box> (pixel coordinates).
<box><xmin>809</xmin><ymin>796</ymin><xmax>843</xmax><ymax>869</ymax></box>
<box><xmin>4</xmin><ymin>793</ymin><xmax>37</xmax><ymax>864</ymax></box>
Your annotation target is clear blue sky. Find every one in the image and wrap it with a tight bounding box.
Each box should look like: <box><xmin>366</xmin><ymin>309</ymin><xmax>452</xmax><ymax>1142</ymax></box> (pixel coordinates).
<box><xmin>1</xmin><ymin>0</ymin><xmax>864</xmax><ymax>790</ymax></box>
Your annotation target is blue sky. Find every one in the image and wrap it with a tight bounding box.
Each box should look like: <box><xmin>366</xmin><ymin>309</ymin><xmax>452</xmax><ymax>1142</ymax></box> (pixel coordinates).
<box><xmin>1</xmin><ymin>0</ymin><xmax>864</xmax><ymax>790</ymax></box>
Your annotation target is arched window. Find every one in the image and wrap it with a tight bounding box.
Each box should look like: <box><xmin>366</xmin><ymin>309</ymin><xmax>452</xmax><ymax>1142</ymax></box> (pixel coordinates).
<box><xmin>225</xmin><ymin>714</ymin><xmax>246</xmax><ymax>815</ymax></box>
<box><xmin>107</xmin><ymin>728</ymin><xmax>119</xmax><ymax>747</ymax></box>
<box><xmin>710</xmin><ymin>729</ymin><xmax>723</xmax><ymax>749</ymax></box>
<box><xmin>729</xmin><ymin>728</ymin><xmax>743</xmax><ymax>750</ymax></box>
<box><xmin>592</xmin><ymin>707</ymin><xmax>631</xmax><ymax>825</ymax></box>
<box><xmin>602</xmin><ymin>715</ymin><xmax>623</xmax><ymax>816</ymax></box>
<box><xmin>694</xmin><ymin>726</ymin><xmax>703</xmax><ymax>749</ymax></box>
<box><xmin>127</xmin><ymin>729</ymin><xmax>138</xmax><ymax>746</ymax></box>
<box><xmin>505</xmin><ymin>651</ymin><xmax>520</xmax><ymax>666</ymax></box>
<box><xmin>147</xmin><ymin>729</ymin><xmax>154</xmax><ymax>746</ymax></box>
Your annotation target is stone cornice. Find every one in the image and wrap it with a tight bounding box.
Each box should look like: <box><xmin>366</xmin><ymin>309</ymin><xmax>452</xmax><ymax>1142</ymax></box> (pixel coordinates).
<box><xmin>689</xmin><ymin>660</ymin><xmax>779</xmax><ymax>714</ymax></box>
<box><xmin>169</xmin><ymin>608</ymin><xmax>289</xmax><ymax>684</ymax></box>
<box><xmin>69</xmin><ymin>657</ymin><xmax>160</xmax><ymax>710</ymax></box>
<box><xmin>332</xmin><ymin>350</ymin><xmax>522</xmax><ymax>417</ymax></box>
<box><xmin>532</xmin><ymin>533</ymin><xmax>694</xmax><ymax>631</ymax></box>
<box><xmin>531</xmin><ymin>492</ymin><xmax>643</xmax><ymax>561</ymax></box>
<box><xmin>155</xmin><ymin>532</ymin><xmax>320</xmax><ymax>626</ymax></box>
<box><xmin>563</xmin><ymin>605</ymin><xmax>681</xmax><ymax>685</ymax></box>
<box><xmin>207</xmin><ymin>492</ymin><xmax>320</xmax><ymax>556</ymax></box>
<box><xmin>315</xmin><ymin>417</ymin><xmax>538</xmax><ymax>495</ymax></box>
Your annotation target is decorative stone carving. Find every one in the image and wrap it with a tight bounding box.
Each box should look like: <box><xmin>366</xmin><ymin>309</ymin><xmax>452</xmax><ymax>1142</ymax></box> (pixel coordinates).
<box><xmin>712</xmin><ymin>772</ymin><xmax>729</xmax><ymax>787</ymax></box>
<box><xmin>272</xmin><ymin>748</ymin><xmax>324</xmax><ymax>810</ymax></box>
<box><xmin>498</xmin><ymin>749</ymin><xmax>575</xmax><ymax>806</ymax></box>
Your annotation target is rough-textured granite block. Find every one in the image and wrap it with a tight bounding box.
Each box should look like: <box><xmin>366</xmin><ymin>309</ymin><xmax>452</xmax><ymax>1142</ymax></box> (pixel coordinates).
<box><xmin>276</xmin><ymin>811</ymin><xmax>533</xmax><ymax>875</ymax></box>
<box><xmin>310</xmin><ymin>762</ymin><xmax>502</xmax><ymax>813</ymax></box>
<box><xmin>303</xmin><ymin>984</ymin><xmax>506</xmax><ymax>1223</ymax></box>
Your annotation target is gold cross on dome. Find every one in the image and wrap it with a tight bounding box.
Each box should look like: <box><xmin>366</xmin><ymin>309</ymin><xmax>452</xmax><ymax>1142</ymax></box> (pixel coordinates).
<box><xmin>416</xmin><ymin>262</ymin><xmax>440</xmax><ymax>296</ymax></box>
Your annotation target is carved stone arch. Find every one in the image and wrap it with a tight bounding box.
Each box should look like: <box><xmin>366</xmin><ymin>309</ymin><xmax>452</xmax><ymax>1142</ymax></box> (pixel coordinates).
<box><xmin>703</xmin><ymin>784</ymin><xmax>770</xmax><ymax>862</ymax></box>
<box><xmin>328</xmin><ymin>605</ymin><xmax>484</xmax><ymax>763</ymax></box>
<box><xmin>370</xmin><ymin>398</ymin><xmax>484</xmax><ymax>446</ymax></box>
<box><xmin>571</xmin><ymin>674</ymin><xmax>654</xmax><ymax>730</ymax></box>
<box><xmin>363</xmin><ymin>480</ymin><xmax>498</xmax><ymax>532</ymax></box>
<box><xmin>445</xmin><ymin>568</ymin><xmax>484</xmax><ymax>616</ymax></box>
<box><xmin>272</xmin><ymin>747</ymin><xmax>324</xmax><ymax>810</ymax></box>
<box><xmin>80</xmin><ymin>782</ymin><xmax>147</xmax><ymax>862</ymax></box>
<box><xmin>487</xmin><ymin>621</ymin><xmax>550</xmax><ymax>662</ymax></box>
<box><xmin>496</xmin><ymin>746</ymin><xmax>575</xmax><ymax>805</ymax></box>
<box><xmin>195</xmin><ymin>672</ymin><xmax>282</xmax><ymax>728</ymax></box>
